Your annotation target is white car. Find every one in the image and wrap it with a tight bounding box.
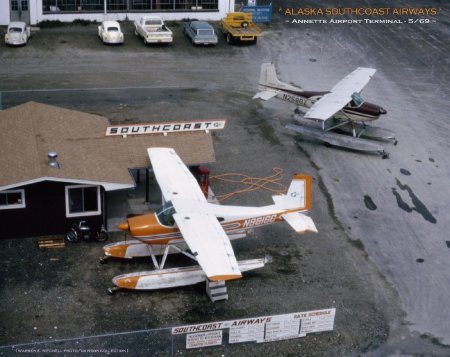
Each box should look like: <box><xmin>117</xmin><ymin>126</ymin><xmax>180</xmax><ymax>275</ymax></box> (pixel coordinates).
<box><xmin>98</xmin><ymin>21</ymin><xmax>124</xmax><ymax>44</ymax></box>
<box><xmin>5</xmin><ymin>21</ymin><xmax>30</xmax><ymax>46</ymax></box>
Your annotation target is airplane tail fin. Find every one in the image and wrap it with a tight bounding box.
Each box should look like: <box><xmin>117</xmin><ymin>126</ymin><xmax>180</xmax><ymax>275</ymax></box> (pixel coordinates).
<box><xmin>272</xmin><ymin>174</ymin><xmax>317</xmax><ymax>234</ymax></box>
<box><xmin>255</xmin><ymin>62</ymin><xmax>303</xmax><ymax>95</ymax></box>
<box><xmin>273</xmin><ymin>174</ymin><xmax>312</xmax><ymax>210</ymax></box>
<box><xmin>259</xmin><ymin>62</ymin><xmax>285</xmax><ymax>87</ymax></box>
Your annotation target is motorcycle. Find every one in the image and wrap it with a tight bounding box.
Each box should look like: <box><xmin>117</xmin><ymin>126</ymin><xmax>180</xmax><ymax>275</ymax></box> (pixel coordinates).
<box><xmin>66</xmin><ymin>220</ymin><xmax>109</xmax><ymax>243</ymax></box>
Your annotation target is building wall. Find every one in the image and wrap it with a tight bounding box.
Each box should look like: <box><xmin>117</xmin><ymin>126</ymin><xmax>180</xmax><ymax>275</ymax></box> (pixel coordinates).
<box><xmin>0</xmin><ymin>181</ymin><xmax>105</xmax><ymax>239</ymax></box>
<box><xmin>0</xmin><ymin>2</ymin><xmax>10</xmax><ymax>25</ymax></box>
<box><xmin>1</xmin><ymin>0</ymin><xmax>236</xmax><ymax>25</ymax></box>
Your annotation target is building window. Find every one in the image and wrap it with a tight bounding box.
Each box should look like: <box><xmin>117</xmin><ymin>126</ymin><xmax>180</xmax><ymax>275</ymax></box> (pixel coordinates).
<box><xmin>130</xmin><ymin>0</ymin><xmax>151</xmax><ymax>10</ymax></box>
<box><xmin>197</xmin><ymin>0</ymin><xmax>217</xmax><ymax>10</ymax></box>
<box><xmin>43</xmin><ymin>0</ymin><xmax>218</xmax><ymax>12</ymax></box>
<box><xmin>21</xmin><ymin>0</ymin><xmax>29</xmax><ymax>11</ymax></box>
<box><xmin>0</xmin><ymin>189</ymin><xmax>26</xmax><ymax>210</ymax></box>
<box><xmin>11</xmin><ymin>0</ymin><xmax>19</xmax><ymax>11</ymax></box>
<box><xmin>82</xmin><ymin>0</ymin><xmax>104</xmax><ymax>11</ymax></box>
<box><xmin>65</xmin><ymin>185</ymin><xmax>101</xmax><ymax>217</ymax></box>
<box><xmin>108</xmin><ymin>0</ymin><xmax>127</xmax><ymax>11</ymax></box>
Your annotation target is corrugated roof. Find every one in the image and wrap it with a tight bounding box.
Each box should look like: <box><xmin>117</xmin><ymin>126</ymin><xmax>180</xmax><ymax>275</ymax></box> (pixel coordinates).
<box><xmin>0</xmin><ymin>102</ymin><xmax>215</xmax><ymax>191</ymax></box>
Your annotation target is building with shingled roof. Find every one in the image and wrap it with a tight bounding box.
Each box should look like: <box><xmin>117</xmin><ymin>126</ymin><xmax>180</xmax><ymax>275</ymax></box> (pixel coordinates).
<box><xmin>0</xmin><ymin>102</ymin><xmax>216</xmax><ymax>238</ymax></box>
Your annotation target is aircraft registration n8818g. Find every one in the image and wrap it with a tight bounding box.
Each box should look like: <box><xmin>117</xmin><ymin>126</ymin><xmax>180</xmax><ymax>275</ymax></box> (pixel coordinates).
<box><xmin>102</xmin><ymin>148</ymin><xmax>317</xmax><ymax>288</ymax></box>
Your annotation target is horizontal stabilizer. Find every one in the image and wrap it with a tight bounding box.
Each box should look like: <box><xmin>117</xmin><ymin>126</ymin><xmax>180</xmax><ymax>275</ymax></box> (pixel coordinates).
<box><xmin>281</xmin><ymin>212</ymin><xmax>317</xmax><ymax>234</ymax></box>
<box><xmin>253</xmin><ymin>90</ymin><xmax>278</xmax><ymax>101</ymax></box>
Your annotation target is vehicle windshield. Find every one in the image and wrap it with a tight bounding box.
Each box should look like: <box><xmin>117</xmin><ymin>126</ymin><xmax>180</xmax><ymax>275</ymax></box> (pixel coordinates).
<box><xmin>9</xmin><ymin>27</ymin><xmax>22</xmax><ymax>33</ymax></box>
<box><xmin>107</xmin><ymin>27</ymin><xmax>119</xmax><ymax>32</ymax></box>
<box><xmin>198</xmin><ymin>29</ymin><xmax>213</xmax><ymax>36</ymax></box>
<box><xmin>156</xmin><ymin>201</ymin><xmax>176</xmax><ymax>227</ymax></box>
<box><xmin>351</xmin><ymin>92</ymin><xmax>364</xmax><ymax>107</ymax></box>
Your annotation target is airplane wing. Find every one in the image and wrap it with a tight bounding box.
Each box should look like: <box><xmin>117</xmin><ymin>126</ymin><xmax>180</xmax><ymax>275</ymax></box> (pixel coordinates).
<box><xmin>304</xmin><ymin>67</ymin><xmax>377</xmax><ymax>121</ymax></box>
<box><xmin>148</xmin><ymin>147</ymin><xmax>207</xmax><ymax>203</ymax></box>
<box><xmin>173</xmin><ymin>212</ymin><xmax>242</xmax><ymax>281</ymax></box>
<box><xmin>253</xmin><ymin>90</ymin><xmax>278</xmax><ymax>101</ymax></box>
<box><xmin>149</xmin><ymin>147</ymin><xmax>241</xmax><ymax>281</ymax></box>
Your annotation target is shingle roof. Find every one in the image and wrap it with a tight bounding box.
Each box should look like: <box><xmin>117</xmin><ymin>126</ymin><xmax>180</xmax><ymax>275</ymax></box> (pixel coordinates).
<box><xmin>0</xmin><ymin>102</ymin><xmax>215</xmax><ymax>191</ymax></box>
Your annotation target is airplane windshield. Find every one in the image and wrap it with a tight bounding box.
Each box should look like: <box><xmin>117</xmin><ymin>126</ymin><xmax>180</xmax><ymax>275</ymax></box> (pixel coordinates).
<box><xmin>351</xmin><ymin>92</ymin><xmax>364</xmax><ymax>107</ymax></box>
<box><xmin>156</xmin><ymin>201</ymin><xmax>176</xmax><ymax>227</ymax></box>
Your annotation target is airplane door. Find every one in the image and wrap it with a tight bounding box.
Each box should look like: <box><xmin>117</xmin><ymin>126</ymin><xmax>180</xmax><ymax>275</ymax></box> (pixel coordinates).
<box><xmin>10</xmin><ymin>0</ymin><xmax>30</xmax><ymax>23</ymax></box>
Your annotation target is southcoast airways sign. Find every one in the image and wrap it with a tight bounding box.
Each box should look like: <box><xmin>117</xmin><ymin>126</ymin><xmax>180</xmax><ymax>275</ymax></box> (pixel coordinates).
<box><xmin>105</xmin><ymin>119</ymin><xmax>226</xmax><ymax>137</ymax></box>
<box><xmin>172</xmin><ymin>308</ymin><xmax>336</xmax><ymax>349</ymax></box>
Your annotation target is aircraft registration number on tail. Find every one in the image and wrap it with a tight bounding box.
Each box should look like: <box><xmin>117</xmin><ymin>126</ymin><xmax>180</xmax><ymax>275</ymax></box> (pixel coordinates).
<box><xmin>243</xmin><ymin>214</ymin><xmax>277</xmax><ymax>228</ymax></box>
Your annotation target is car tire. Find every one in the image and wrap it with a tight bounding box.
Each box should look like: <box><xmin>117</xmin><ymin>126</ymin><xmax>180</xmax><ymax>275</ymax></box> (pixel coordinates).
<box><xmin>226</xmin><ymin>33</ymin><xmax>234</xmax><ymax>44</ymax></box>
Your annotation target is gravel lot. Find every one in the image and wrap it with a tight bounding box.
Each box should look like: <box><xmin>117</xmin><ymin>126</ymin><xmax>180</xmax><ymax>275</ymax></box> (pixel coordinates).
<box><xmin>0</xmin><ymin>1</ymin><xmax>449</xmax><ymax>355</ymax></box>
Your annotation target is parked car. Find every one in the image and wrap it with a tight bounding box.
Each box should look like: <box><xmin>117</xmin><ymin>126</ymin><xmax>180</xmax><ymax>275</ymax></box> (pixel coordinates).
<box><xmin>134</xmin><ymin>16</ymin><xmax>173</xmax><ymax>44</ymax></box>
<box><xmin>183</xmin><ymin>21</ymin><xmax>218</xmax><ymax>46</ymax></box>
<box><xmin>5</xmin><ymin>21</ymin><xmax>30</xmax><ymax>46</ymax></box>
<box><xmin>97</xmin><ymin>21</ymin><xmax>124</xmax><ymax>45</ymax></box>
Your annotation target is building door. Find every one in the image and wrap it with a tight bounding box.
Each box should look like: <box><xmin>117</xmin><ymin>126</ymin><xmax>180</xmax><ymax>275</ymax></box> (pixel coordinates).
<box><xmin>10</xmin><ymin>0</ymin><xmax>30</xmax><ymax>23</ymax></box>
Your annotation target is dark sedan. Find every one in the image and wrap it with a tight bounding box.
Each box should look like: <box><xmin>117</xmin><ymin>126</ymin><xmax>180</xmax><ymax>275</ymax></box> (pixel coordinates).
<box><xmin>183</xmin><ymin>21</ymin><xmax>218</xmax><ymax>46</ymax></box>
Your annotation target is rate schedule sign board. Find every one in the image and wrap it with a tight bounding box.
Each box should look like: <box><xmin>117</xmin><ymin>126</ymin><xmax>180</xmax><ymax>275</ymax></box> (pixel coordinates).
<box><xmin>172</xmin><ymin>308</ymin><xmax>336</xmax><ymax>349</ymax></box>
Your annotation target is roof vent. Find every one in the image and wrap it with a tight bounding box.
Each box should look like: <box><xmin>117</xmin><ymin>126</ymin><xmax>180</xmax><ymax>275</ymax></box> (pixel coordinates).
<box><xmin>48</xmin><ymin>151</ymin><xmax>60</xmax><ymax>169</ymax></box>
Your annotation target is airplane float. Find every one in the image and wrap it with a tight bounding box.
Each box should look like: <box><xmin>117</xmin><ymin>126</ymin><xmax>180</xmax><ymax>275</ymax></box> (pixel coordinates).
<box><xmin>253</xmin><ymin>63</ymin><xmax>397</xmax><ymax>158</ymax></box>
<box><xmin>104</xmin><ymin>147</ymin><xmax>317</xmax><ymax>299</ymax></box>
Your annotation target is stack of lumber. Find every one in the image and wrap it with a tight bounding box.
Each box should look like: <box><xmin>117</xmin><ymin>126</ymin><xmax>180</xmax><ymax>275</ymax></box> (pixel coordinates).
<box><xmin>38</xmin><ymin>237</ymin><xmax>65</xmax><ymax>249</ymax></box>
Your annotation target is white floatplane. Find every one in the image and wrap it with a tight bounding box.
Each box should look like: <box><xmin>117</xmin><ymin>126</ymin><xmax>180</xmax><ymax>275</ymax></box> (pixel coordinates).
<box><xmin>253</xmin><ymin>63</ymin><xmax>396</xmax><ymax>157</ymax></box>
<box><xmin>105</xmin><ymin>147</ymin><xmax>317</xmax><ymax>299</ymax></box>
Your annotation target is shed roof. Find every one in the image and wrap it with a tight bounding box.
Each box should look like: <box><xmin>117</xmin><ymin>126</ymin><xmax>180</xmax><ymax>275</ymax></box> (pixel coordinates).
<box><xmin>0</xmin><ymin>102</ymin><xmax>215</xmax><ymax>191</ymax></box>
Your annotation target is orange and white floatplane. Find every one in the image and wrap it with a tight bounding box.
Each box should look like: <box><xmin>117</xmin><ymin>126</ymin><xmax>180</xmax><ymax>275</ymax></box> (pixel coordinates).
<box><xmin>104</xmin><ymin>147</ymin><xmax>317</xmax><ymax>300</ymax></box>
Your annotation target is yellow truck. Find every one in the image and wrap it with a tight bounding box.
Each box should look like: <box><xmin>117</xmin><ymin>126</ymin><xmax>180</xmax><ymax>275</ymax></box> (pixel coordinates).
<box><xmin>219</xmin><ymin>12</ymin><xmax>262</xmax><ymax>45</ymax></box>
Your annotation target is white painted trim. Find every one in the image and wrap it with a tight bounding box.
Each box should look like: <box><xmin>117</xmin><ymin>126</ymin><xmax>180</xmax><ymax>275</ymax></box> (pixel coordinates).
<box><xmin>0</xmin><ymin>189</ymin><xmax>26</xmax><ymax>210</ymax></box>
<box><xmin>0</xmin><ymin>177</ymin><xmax>134</xmax><ymax>192</ymax></box>
<box><xmin>0</xmin><ymin>0</ymin><xmax>236</xmax><ymax>25</ymax></box>
<box><xmin>65</xmin><ymin>185</ymin><xmax>102</xmax><ymax>218</ymax></box>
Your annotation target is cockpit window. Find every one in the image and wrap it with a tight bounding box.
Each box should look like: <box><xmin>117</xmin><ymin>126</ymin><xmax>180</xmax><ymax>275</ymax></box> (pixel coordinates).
<box><xmin>350</xmin><ymin>92</ymin><xmax>364</xmax><ymax>107</ymax></box>
<box><xmin>156</xmin><ymin>201</ymin><xmax>176</xmax><ymax>227</ymax></box>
